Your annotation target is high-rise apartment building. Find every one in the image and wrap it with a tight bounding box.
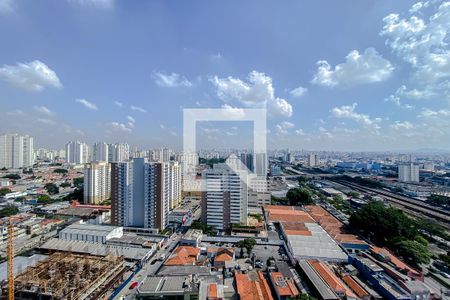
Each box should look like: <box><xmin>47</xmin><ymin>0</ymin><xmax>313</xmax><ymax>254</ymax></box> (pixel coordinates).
<box><xmin>84</xmin><ymin>161</ymin><xmax>111</xmax><ymax>204</ymax></box>
<box><xmin>66</xmin><ymin>141</ymin><xmax>89</xmax><ymax>164</ymax></box>
<box><xmin>107</xmin><ymin>143</ymin><xmax>130</xmax><ymax>162</ymax></box>
<box><xmin>201</xmin><ymin>157</ymin><xmax>248</xmax><ymax>231</ymax></box>
<box><xmin>0</xmin><ymin>134</ymin><xmax>34</xmax><ymax>169</ymax></box>
<box><xmin>398</xmin><ymin>163</ymin><xmax>420</xmax><ymax>183</ymax></box>
<box><xmin>169</xmin><ymin>161</ymin><xmax>182</xmax><ymax>209</ymax></box>
<box><xmin>240</xmin><ymin>153</ymin><xmax>254</xmax><ymax>172</ymax></box>
<box><xmin>111</xmin><ymin>158</ymin><xmax>170</xmax><ymax>230</ymax></box>
<box><xmin>308</xmin><ymin>154</ymin><xmax>318</xmax><ymax>167</ymax></box>
<box><xmin>93</xmin><ymin>142</ymin><xmax>109</xmax><ymax>162</ymax></box>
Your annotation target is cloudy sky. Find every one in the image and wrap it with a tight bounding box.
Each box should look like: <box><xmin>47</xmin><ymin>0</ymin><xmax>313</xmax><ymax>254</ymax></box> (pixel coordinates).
<box><xmin>0</xmin><ymin>0</ymin><xmax>449</xmax><ymax>151</ymax></box>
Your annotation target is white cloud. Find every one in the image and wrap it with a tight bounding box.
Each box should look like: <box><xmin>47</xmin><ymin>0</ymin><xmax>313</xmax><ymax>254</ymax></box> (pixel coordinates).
<box><xmin>153</xmin><ymin>71</ymin><xmax>192</xmax><ymax>88</ymax></box>
<box><xmin>34</xmin><ymin>105</ymin><xmax>55</xmax><ymax>116</ymax></box>
<box><xmin>75</xmin><ymin>98</ymin><xmax>98</xmax><ymax>110</ymax></box>
<box><xmin>0</xmin><ymin>0</ymin><xmax>14</xmax><ymax>13</ymax></box>
<box><xmin>381</xmin><ymin>2</ymin><xmax>449</xmax><ymax>83</ymax></box>
<box><xmin>68</xmin><ymin>0</ymin><xmax>114</xmax><ymax>9</ymax></box>
<box><xmin>110</xmin><ymin>122</ymin><xmax>132</xmax><ymax>132</ymax></box>
<box><xmin>276</xmin><ymin>121</ymin><xmax>295</xmax><ymax>135</ymax></box>
<box><xmin>289</xmin><ymin>86</ymin><xmax>307</xmax><ymax>97</ymax></box>
<box><xmin>331</xmin><ymin>103</ymin><xmax>381</xmax><ymax>131</ymax></box>
<box><xmin>114</xmin><ymin>101</ymin><xmax>123</xmax><ymax>108</ymax></box>
<box><xmin>295</xmin><ymin>128</ymin><xmax>305</xmax><ymax>135</ymax></box>
<box><xmin>127</xmin><ymin>115</ymin><xmax>135</xmax><ymax>123</ymax></box>
<box><xmin>130</xmin><ymin>105</ymin><xmax>147</xmax><ymax>113</ymax></box>
<box><xmin>395</xmin><ymin>85</ymin><xmax>435</xmax><ymax>100</ymax></box>
<box><xmin>0</xmin><ymin>60</ymin><xmax>62</xmax><ymax>91</ymax></box>
<box><xmin>210</xmin><ymin>71</ymin><xmax>293</xmax><ymax>117</ymax></box>
<box><xmin>6</xmin><ymin>109</ymin><xmax>25</xmax><ymax>116</ymax></box>
<box><xmin>312</xmin><ymin>48</ymin><xmax>394</xmax><ymax>87</ymax></box>
<box><xmin>221</xmin><ymin>104</ymin><xmax>246</xmax><ymax>118</ymax></box>
<box><xmin>391</xmin><ymin>121</ymin><xmax>414</xmax><ymax>130</ymax></box>
<box><xmin>419</xmin><ymin>108</ymin><xmax>450</xmax><ymax>118</ymax></box>
<box><xmin>37</xmin><ymin>118</ymin><xmax>57</xmax><ymax>125</ymax></box>
<box><xmin>384</xmin><ymin>94</ymin><xmax>415</xmax><ymax>110</ymax></box>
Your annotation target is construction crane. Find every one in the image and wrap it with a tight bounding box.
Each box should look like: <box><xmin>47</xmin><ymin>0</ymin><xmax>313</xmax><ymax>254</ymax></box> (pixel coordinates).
<box><xmin>7</xmin><ymin>216</ymin><xmax>14</xmax><ymax>300</ymax></box>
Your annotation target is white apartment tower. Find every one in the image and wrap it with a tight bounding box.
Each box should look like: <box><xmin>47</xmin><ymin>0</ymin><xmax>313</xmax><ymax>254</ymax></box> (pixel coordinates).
<box><xmin>111</xmin><ymin>158</ymin><xmax>170</xmax><ymax>230</ymax></box>
<box><xmin>0</xmin><ymin>134</ymin><xmax>34</xmax><ymax>169</ymax></box>
<box><xmin>84</xmin><ymin>161</ymin><xmax>111</xmax><ymax>204</ymax></box>
<box><xmin>169</xmin><ymin>161</ymin><xmax>182</xmax><ymax>209</ymax></box>
<box><xmin>308</xmin><ymin>154</ymin><xmax>318</xmax><ymax>167</ymax></box>
<box><xmin>108</xmin><ymin>143</ymin><xmax>130</xmax><ymax>162</ymax></box>
<box><xmin>398</xmin><ymin>163</ymin><xmax>420</xmax><ymax>183</ymax></box>
<box><xmin>66</xmin><ymin>141</ymin><xmax>89</xmax><ymax>164</ymax></box>
<box><xmin>201</xmin><ymin>156</ymin><xmax>248</xmax><ymax>231</ymax></box>
<box><xmin>93</xmin><ymin>142</ymin><xmax>109</xmax><ymax>162</ymax></box>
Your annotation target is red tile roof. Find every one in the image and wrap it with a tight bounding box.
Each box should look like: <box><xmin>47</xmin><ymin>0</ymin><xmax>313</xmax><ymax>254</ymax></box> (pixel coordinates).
<box><xmin>235</xmin><ymin>271</ymin><xmax>274</xmax><ymax>300</ymax></box>
<box><xmin>270</xmin><ymin>272</ymin><xmax>299</xmax><ymax>297</ymax></box>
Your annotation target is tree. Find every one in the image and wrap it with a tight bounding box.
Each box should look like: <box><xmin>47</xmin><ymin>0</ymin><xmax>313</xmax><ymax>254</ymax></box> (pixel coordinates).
<box><xmin>297</xmin><ymin>176</ymin><xmax>308</xmax><ymax>185</ymax></box>
<box><xmin>53</xmin><ymin>168</ymin><xmax>68</xmax><ymax>174</ymax></box>
<box><xmin>349</xmin><ymin>201</ymin><xmax>418</xmax><ymax>247</ymax></box>
<box><xmin>236</xmin><ymin>238</ymin><xmax>257</xmax><ymax>255</ymax></box>
<box><xmin>395</xmin><ymin>240</ymin><xmax>431</xmax><ymax>266</ymax></box>
<box><xmin>73</xmin><ymin>177</ymin><xmax>84</xmax><ymax>188</ymax></box>
<box><xmin>60</xmin><ymin>182</ymin><xmax>71</xmax><ymax>188</ymax></box>
<box><xmin>191</xmin><ymin>220</ymin><xmax>217</xmax><ymax>235</ymax></box>
<box><xmin>38</xmin><ymin>194</ymin><xmax>52</xmax><ymax>203</ymax></box>
<box><xmin>347</xmin><ymin>191</ymin><xmax>360</xmax><ymax>198</ymax></box>
<box><xmin>286</xmin><ymin>188</ymin><xmax>313</xmax><ymax>206</ymax></box>
<box><xmin>415</xmin><ymin>218</ymin><xmax>448</xmax><ymax>240</ymax></box>
<box><xmin>0</xmin><ymin>204</ymin><xmax>19</xmax><ymax>217</ymax></box>
<box><xmin>2</xmin><ymin>173</ymin><xmax>20</xmax><ymax>180</ymax></box>
<box><xmin>0</xmin><ymin>188</ymin><xmax>12</xmax><ymax>196</ymax></box>
<box><xmin>44</xmin><ymin>183</ymin><xmax>59</xmax><ymax>195</ymax></box>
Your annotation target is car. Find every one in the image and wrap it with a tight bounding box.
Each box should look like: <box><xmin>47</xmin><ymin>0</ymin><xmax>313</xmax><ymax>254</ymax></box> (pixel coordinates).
<box><xmin>129</xmin><ymin>281</ymin><xmax>138</xmax><ymax>289</ymax></box>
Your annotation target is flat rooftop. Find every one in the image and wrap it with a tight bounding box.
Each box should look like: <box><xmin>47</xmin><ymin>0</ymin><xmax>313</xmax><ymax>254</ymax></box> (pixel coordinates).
<box><xmin>40</xmin><ymin>238</ymin><xmax>153</xmax><ymax>261</ymax></box>
<box><xmin>138</xmin><ymin>276</ymin><xmax>196</xmax><ymax>295</ymax></box>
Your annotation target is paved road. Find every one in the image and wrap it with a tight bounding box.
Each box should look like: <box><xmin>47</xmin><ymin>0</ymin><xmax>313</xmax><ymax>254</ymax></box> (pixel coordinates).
<box><xmin>113</xmin><ymin>232</ymin><xmax>183</xmax><ymax>300</ymax></box>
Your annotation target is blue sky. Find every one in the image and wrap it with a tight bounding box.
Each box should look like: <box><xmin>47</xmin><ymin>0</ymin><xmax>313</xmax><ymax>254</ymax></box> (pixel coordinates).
<box><xmin>0</xmin><ymin>0</ymin><xmax>449</xmax><ymax>151</ymax></box>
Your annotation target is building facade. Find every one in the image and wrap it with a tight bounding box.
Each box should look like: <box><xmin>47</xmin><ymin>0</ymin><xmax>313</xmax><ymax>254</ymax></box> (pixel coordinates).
<box><xmin>201</xmin><ymin>161</ymin><xmax>248</xmax><ymax>231</ymax></box>
<box><xmin>0</xmin><ymin>134</ymin><xmax>34</xmax><ymax>169</ymax></box>
<box><xmin>398</xmin><ymin>163</ymin><xmax>420</xmax><ymax>182</ymax></box>
<box><xmin>66</xmin><ymin>141</ymin><xmax>89</xmax><ymax>164</ymax></box>
<box><xmin>111</xmin><ymin>158</ymin><xmax>170</xmax><ymax>230</ymax></box>
<box><xmin>84</xmin><ymin>161</ymin><xmax>111</xmax><ymax>204</ymax></box>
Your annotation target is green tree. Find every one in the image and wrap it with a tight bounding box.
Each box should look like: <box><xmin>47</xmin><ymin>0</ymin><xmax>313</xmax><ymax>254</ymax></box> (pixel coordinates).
<box><xmin>0</xmin><ymin>188</ymin><xmax>12</xmax><ymax>196</ymax></box>
<box><xmin>0</xmin><ymin>204</ymin><xmax>19</xmax><ymax>217</ymax></box>
<box><xmin>347</xmin><ymin>191</ymin><xmax>360</xmax><ymax>198</ymax></box>
<box><xmin>395</xmin><ymin>240</ymin><xmax>431</xmax><ymax>266</ymax></box>
<box><xmin>286</xmin><ymin>188</ymin><xmax>313</xmax><ymax>206</ymax></box>
<box><xmin>191</xmin><ymin>220</ymin><xmax>217</xmax><ymax>235</ymax></box>
<box><xmin>53</xmin><ymin>168</ymin><xmax>68</xmax><ymax>174</ymax></box>
<box><xmin>415</xmin><ymin>218</ymin><xmax>448</xmax><ymax>240</ymax></box>
<box><xmin>60</xmin><ymin>182</ymin><xmax>71</xmax><ymax>188</ymax></box>
<box><xmin>236</xmin><ymin>238</ymin><xmax>257</xmax><ymax>255</ymax></box>
<box><xmin>44</xmin><ymin>183</ymin><xmax>60</xmax><ymax>195</ymax></box>
<box><xmin>38</xmin><ymin>194</ymin><xmax>52</xmax><ymax>203</ymax></box>
<box><xmin>349</xmin><ymin>201</ymin><xmax>418</xmax><ymax>247</ymax></box>
<box><xmin>73</xmin><ymin>177</ymin><xmax>84</xmax><ymax>188</ymax></box>
<box><xmin>2</xmin><ymin>173</ymin><xmax>20</xmax><ymax>180</ymax></box>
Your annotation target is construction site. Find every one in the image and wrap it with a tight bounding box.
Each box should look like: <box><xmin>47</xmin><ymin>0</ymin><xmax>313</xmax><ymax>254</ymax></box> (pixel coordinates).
<box><xmin>5</xmin><ymin>252</ymin><xmax>128</xmax><ymax>300</ymax></box>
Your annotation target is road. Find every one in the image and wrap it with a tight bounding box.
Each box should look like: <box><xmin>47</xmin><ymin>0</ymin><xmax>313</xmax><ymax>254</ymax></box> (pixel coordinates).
<box><xmin>113</xmin><ymin>232</ymin><xmax>183</xmax><ymax>300</ymax></box>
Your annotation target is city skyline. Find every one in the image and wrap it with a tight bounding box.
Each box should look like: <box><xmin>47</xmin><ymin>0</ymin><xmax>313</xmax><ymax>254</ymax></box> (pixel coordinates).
<box><xmin>0</xmin><ymin>0</ymin><xmax>449</xmax><ymax>151</ymax></box>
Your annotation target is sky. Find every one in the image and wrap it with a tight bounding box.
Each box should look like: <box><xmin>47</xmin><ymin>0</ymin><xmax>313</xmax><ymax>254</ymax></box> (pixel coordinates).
<box><xmin>0</xmin><ymin>0</ymin><xmax>449</xmax><ymax>151</ymax></box>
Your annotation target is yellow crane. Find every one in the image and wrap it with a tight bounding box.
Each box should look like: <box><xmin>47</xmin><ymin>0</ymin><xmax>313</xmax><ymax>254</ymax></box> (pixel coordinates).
<box><xmin>7</xmin><ymin>216</ymin><xmax>14</xmax><ymax>300</ymax></box>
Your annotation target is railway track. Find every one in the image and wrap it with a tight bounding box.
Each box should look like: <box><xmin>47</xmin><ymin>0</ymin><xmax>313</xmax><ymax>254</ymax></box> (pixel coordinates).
<box><xmin>332</xmin><ymin>179</ymin><xmax>450</xmax><ymax>225</ymax></box>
